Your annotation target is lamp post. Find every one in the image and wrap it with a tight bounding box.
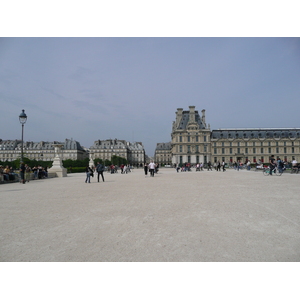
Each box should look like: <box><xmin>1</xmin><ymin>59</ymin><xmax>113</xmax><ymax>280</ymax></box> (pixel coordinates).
<box><xmin>19</xmin><ymin>109</ymin><xmax>27</xmax><ymax>163</ymax></box>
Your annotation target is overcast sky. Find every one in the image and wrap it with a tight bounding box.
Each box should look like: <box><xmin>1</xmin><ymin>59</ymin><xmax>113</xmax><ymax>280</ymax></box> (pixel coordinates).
<box><xmin>1</xmin><ymin>37</ymin><xmax>300</xmax><ymax>156</ymax></box>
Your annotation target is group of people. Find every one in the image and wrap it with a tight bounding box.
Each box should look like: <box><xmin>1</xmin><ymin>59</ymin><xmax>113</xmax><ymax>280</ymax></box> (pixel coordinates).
<box><xmin>85</xmin><ymin>162</ymin><xmax>137</xmax><ymax>183</ymax></box>
<box><xmin>144</xmin><ymin>161</ymin><xmax>159</xmax><ymax>177</ymax></box>
<box><xmin>0</xmin><ymin>164</ymin><xmax>48</xmax><ymax>184</ymax></box>
<box><xmin>175</xmin><ymin>161</ymin><xmax>221</xmax><ymax>172</ymax></box>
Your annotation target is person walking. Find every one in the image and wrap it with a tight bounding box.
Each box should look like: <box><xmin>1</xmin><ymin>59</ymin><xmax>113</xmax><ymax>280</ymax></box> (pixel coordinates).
<box><xmin>148</xmin><ymin>161</ymin><xmax>156</xmax><ymax>177</ymax></box>
<box><xmin>85</xmin><ymin>165</ymin><xmax>93</xmax><ymax>183</ymax></box>
<box><xmin>269</xmin><ymin>155</ymin><xmax>276</xmax><ymax>175</ymax></box>
<box><xmin>20</xmin><ymin>162</ymin><xmax>26</xmax><ymax>184</ymax></box>
<box><xmin>144</xmin><ymin>163</ymin><xmax>148</xmax><ymax>176</ymax></box>
<box><xmin>222</xmin><ymin>160</ymin><xmax>226</xmax><ymax>172</ymax></box>
<box><xmin>96</xmin><ymin>162</ymin><xmax>105</xmax><ymax>182</ymax></box>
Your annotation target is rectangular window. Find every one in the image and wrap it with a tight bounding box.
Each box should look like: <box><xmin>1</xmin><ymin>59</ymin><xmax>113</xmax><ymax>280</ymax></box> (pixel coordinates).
<box><xmin>196</xmin><ymin>136</ymin><xmax>198</xmax><ymax>142</ymax></box>
<box><xmin>188</xmin><ymin>136</ymin><xmax>190</xmax><ymax>142</ymax></box>
<box><xmin>188</xmin><ymin>156</ymin><xmax>191</xmax><ymax>163</ymax></box>
<box><xmin>187</xmin><ymin>145</ymin><xmax>190</xmax><ymax>153</ymax></box>
<box><xmin>245</xmin><ymin>148</ymin><xmax>248</xmax><ymax>154</ymax></box>
<box><xmin>180</xmin><ymin>156</ymin><xmax>183</xmax><ymax>164</ymax></box>
<box><xmin>268</xmin><ymin>148</ymin><xmax>271</xmax><ymax>154</ymax></box>
<box><xmin>276</xmin><ymin>147</ymin><xmax>279</xmax><ymax>153</ymax></box>
<box><xmin>237</xmin><ymin>148</ymin><xmax>240</xmax><ymax>154</ymax></box>
<box><xmin>230</xmin><ymin>148</ymin><xmax>232</xmax><ymax>154</ymax></box>
<box><xmin>222</xmin><ymin>148</ymin><xmax>225</xmax><ymax>154</ymax></box>
<box><xmin>179</xmin><ymin>136</ymin><xmax>182</xmax><ymax>142</ymax></box>
<box><xmin>261</xmin><ymin>148</ymin><xmax>263</xmax><ymax>154</ymax></box>
<box><xmin>204</xmin><ymin>146</ymin><xmax>207</xmax><ymax>152</ymax></box>
<box><xmin>253</xmin><ymin>148</ymin><xmax>256</xmax><ymax>154</ymax></box>
<box><xmin>196</xmin><ymin>156</ymin><xmax>199</xmax><ymax>163</ymax></box>
<box><xmin>179</xmin><ymin>145</ymin><xmax>182</xmax><ymax>152</ymax></box>
<box><xmin>284</xmin><ymin>147</ymin><xmax>287</xmax><ymax>154</ymax></box>
<box><xmin>214</xmin><ymin>148</ymin><xmax>217</xmax><ymax>154</ymax></box>
<box><xmin>292</xmin><ymin>147</ymin><xmax>294</xmax><ymax>153</ymax></box>
<box><xmin>204</xmin><ymin>136</ymin><xmax>207</xmax><ymax>142</ymax></box>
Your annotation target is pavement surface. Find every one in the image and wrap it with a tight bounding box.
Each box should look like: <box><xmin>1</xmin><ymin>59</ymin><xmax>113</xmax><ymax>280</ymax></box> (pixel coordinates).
<box><xmin>1</xmin><ymin>168</ymin><xmax>300</xmax><ymax>262</ymax></box>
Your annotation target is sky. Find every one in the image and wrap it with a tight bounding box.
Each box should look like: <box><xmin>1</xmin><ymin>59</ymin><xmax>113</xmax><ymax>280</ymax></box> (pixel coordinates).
<box><xmin>1</xmin><ymin>37</ymin><xmax>300</xmax><ymax>156</ymax></box>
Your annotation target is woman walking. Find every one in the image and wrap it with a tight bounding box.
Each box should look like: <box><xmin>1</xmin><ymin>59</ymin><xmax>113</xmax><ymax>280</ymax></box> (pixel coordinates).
<box><xmin>85</xmin><ymin>165</ymin><xmax>93</xmax><ymax>183</ymax></box>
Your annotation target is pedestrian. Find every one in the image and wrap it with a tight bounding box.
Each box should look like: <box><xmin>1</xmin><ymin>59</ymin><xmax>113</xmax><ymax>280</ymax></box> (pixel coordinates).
<box><xmin>217</xmin><ymin>161</ymin><xmax>221</xmax><ymax>171</ymax></box>
<box><xmin>144</xmin><ymin>163</ymin><xmax>148</xmax><ymax>176</ymax></box>
<box><xmin>96</xmin><ymin>162</ymin><xmax>105</xmax><ymax>182</ymax></box>
<box><xmin>20</xmin><ymin>162</ymin><xmax>26</xmax><ymax>184</ymax></box>
<box><xmin>207</xmin><ymin>161</ymin><xmax>212</xmax><ymax>171</ymax></box>
<box><xmin>25</xmin><ymin>164</ymin><xmax>31</xmax><ymax>182</ymax></box>
<box><xmin>85</xmin><ymin>165</ymin><xmax>93</xmax><ymax>183</ymax></box>
<box><xmin>148</xmin><ymin>161</ymin><xmax>156</xmax><ymax>177</ymax></box>
<box><xmin>277</xmin><ymin>157</ymin><xmax>284</xmax><ymax>174</ymax></box>
<box><xmin>269</xmin><ymin>155</ymin><xmax>276</xmax><ymax>175</ymax></box>
<box><xmin>222</xmin><ymin>161</ymin><xmax>226</xmax><ymax>172</ymax></box>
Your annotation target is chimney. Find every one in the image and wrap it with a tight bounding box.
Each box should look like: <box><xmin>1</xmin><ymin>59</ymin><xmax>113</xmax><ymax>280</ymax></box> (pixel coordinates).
<box><xmin>201</xmin><ymin>109</ymin><xmax>206</xmax><ymax>127</ymax></box>
<box><xmin>189</xmin><ymin>106</ymin><xmax>195</xmax><ymax>123</ymax></box>
<box><xmin>175</xmin><ymin>108</ymin><xmax>183</xmax><ymax>127</ymax></box>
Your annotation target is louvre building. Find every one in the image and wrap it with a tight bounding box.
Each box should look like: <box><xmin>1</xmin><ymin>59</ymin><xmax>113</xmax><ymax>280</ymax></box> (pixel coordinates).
<box><xmin>0</xmin><ymin>138</ymin><xmax>145</xmax><ymax>165</ymax></box>
<box><xmin>155</xmin><ymin>106</ymin><xmax>300</xmax><ymax>166</ymax></box>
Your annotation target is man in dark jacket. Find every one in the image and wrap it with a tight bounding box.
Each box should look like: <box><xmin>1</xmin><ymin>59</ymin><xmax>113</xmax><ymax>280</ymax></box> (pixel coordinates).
<box><xmin>96</xmin><ymin>162</ymin><xmax>105</xmax><ymax>182</ymax></box>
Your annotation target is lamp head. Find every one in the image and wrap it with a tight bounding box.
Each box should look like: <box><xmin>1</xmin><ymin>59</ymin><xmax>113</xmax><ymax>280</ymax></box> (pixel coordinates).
<box><xmin>19</xmin><ymin>109</ymin><xmax>27</xmax><ymax>124</ymax></box>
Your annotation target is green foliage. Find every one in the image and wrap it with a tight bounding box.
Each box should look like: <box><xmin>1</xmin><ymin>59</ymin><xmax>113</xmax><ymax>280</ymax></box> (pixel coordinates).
<box><xmin>62</xmin><ymin>158</ymin><xmax>89</xmax><ymax>168</ymax></box>
<box><xmin>94</xmin><ymin>158</ymin><xmax>104</xmax><ymax>165</ymax></box>
<box><xmin>111</xmin><ymin>155</ymin><xmax>127</xmax><ymax>166</ymax></box>
<box><xmin>68</xmin><ymin>167</ymin><xmax>86</xmax><ymax>173</ymax></box>
<box><xmin>104</xmin><ymin>159</ymin><xmax>111</xmax><ymax>166</ymax></box>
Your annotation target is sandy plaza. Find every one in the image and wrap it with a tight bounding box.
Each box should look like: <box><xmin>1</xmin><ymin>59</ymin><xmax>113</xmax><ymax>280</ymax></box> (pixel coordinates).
<box><xmin>1</xmin><ymin>167</ymin><xmax>299</xmax><ymax>262</ymax></box>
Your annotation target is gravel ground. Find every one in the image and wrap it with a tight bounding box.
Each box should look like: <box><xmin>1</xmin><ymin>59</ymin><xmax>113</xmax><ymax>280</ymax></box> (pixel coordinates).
<box><xmin>1</xmin><ymin>168</ymin><xmax>299</xmax><ymax>262</ymax></box>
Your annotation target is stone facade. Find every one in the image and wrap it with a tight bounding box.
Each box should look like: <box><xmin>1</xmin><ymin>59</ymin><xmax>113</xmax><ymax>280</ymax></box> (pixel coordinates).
<box><xmin>0</xmin><ymin>139</ymin><xmax>87</xmax><ymax>162</ymax></box>
<box><xmin>170</xmin><ymin>106</ymin><xmax>211</xmax><ymax>165</ymax></box>
<box><xmin>154</xmin><ymin>142</ymin><xmax>172</xmax><ymax>165</ymax></box>
<box><xmin>210</xmin><ymin>128</ymin><xmax>300</xmax><ymax>164</ymax></box>
<box><xmin>157</xmin><ymin>106</ymin><xmax>300</xmax><ymax>166</ymax></box>
<box><xmin>89</xmin><ymin>139</ymin><xmax>145</xmax><ymax>165</ymax></box>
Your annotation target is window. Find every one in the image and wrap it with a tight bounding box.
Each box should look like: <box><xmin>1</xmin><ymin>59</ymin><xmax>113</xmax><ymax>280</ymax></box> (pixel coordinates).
<box><xmin>187</xmin><ymin>136</ymin><xmax>190</xmax><ymax>142</ymax></box>
<box><xmin>204</xmin><ymin>146</ymin><xmax>207</xmax><ymax>152</ymax></box>
<box><xmin>214</xmin><ymin>148</ymin><xmax>217</xmax><ymax>154</ymax></box>
<box><xmin>187</xmin><ymin>145</ymin><xmax>191</xmax><ymax>153</ymax></box>
<box><xmin>230</xmin><ymin>148</ymin><xmax>232</xmax><ymax>154</ymax></box>
<box><xmin>245</xmin><ymin>148</ymin><xmax>248</xmax><ymax>154</ymax></box>
<box><xmin>253</xmin><ymin>148</ymin><xmax>256</xmax><ymax>154</ymax></box>
<box><xmin>196</xmin><ymin>136</ymin><xmax>198</xmax><ymax>142</ymax></box>
<box><xmin>179</xmin><ymin>136</ymin><xmax>182</xmax><ymax>142</ymax></box>
<box><xmin>261</xmin><ymin>148</ymin><xmax>263</xmax><ymax>154</ymax></box>
<box><xmin>222</xmin><ymin>148</ymin><xmax>225</xmax><ymax>154</ymax></box>
<box><xmin>179</xmin><ymin>145</ymin><xmax>182</xmax><ymax>152</ymax></box>
<box><xmin>204</xmin><ymin>135</ymin><xmax>207</xmax><ymax>142</ymax></box>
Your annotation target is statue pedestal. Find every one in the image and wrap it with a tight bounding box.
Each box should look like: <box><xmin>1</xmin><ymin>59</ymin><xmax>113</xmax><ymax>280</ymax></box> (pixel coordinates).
<box><xmin>48</xmin><ymin>144</ymin><xmax>67</xmax><ymax>177</ymax></box>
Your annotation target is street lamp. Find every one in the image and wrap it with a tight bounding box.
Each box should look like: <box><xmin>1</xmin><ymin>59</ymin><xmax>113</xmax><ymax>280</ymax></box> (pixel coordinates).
<box><xmin>19</xmin><ymin>109</ymin><xmax>27</xmax><ymax>163</ymax></box>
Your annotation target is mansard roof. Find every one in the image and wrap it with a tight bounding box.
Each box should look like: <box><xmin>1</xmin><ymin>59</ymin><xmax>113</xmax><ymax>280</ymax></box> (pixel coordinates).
<box><xmin>175</xmin><ymin>110</ymin><xmax>206</xmax><ymax>130</ymax></box>
<box><xmin>155</xmin><ymin>142</ymin><xmax>172</xmax><ymax>150</ymax></box>
<box><xmin>0</xmin><ymin>139</ymin><xmax>85</xmax><ymax>151</ymax></box>
<box><xmin>211</xmin><ymin>128</ymin><xmax>300</xmax><ymax>139</ymax></box>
